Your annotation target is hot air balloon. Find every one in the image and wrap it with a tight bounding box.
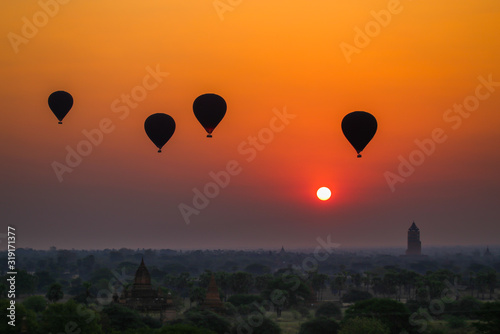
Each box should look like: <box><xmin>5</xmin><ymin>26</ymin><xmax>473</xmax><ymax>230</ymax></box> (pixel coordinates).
<box><xmin>193</xmin><ymin>93</ymin><xmax>226</xmax><ymax>138</ymax></box>
<box><xmin>144</xmin><ymin>113</ymin><xmax>176</xmax><ymax>153</ymax></box>
<box><xmin>341</xmin><ymin>111</ymin><xmax>377</xmax><ymax>158</ymax></box>
<box><xmin>48</xmin><ymin>91</ymin><xmax>73</xmax><ymax>124</ymax></box>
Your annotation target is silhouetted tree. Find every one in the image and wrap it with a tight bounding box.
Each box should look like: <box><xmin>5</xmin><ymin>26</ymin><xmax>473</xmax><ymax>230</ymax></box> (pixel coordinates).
<box><xmin>189</xmin><ymin>286</ymin><xmax>206</xmax><ymax>306</ymax></box>
<box><xmin>78</xmin><ymin>254</ymin><xmax>95</xmax><ymax>277</ymax></box>
<box><xmin>298</xmin><ymin>317</ymin><xmax>339</xmax><ymax>334</ymax></box>
<box><xmin>339</xmin><ymin>317</ymin><xmax>389</xmax><ymax>334</ymax></box>
<box><xmin>227</xmin><ymin>294</ymin><xmax>264</xmax><ymax>307</ymax></box>
<box><xmin>331</xmin><ymin>274</ymin><xmax>347</xmax><ymax>297</ymax></box>
<box><xmin>344</xmin><ymin>298</ymin><xmax>414</xmax><ymax>334</ymax></box>
<box><xmin>342</xmin><ymin>289</ymin><xmax>373</xmax><ymax>303</ymax></box>
<box><xmin>34</xmin><ymin>271</ymin><xmax>56</xmax><ymax>292</ymax></box>
<box><xmin>485</xmin><ymin>270</ymin><xmax>498</xmax><ymax>300</ymax></box>
<box><xmin>100</xmin><ymin>303</ymin><xmax>145</xmax><ymax>332</ymax></box>
<box><xmin>199</xmin><ymin>270</ymin><xmax>213</xmax><ymax>288</ymax></box>
<box><xmin>184</xmin><ymin>308</ymin><xmax>231</xmax><ymax>334</ymax></box>
<box><xmin>315</xmin><ymin>301</ymin><xmax>342</xmax><ymax>319</ymax></box>
<box><xmin>57</xmin><ymin>249</ymin><xmax>77</xmax><ymax>268</ymax></box>
<box><xmin>308</xmin><ymin>271</ymin><xmax>328</xmax><ymax>300</ymax></box>
<box><xmin>46</xmin><ymin>283</ymin><xmax>64</xmax><ymax>303</ymax></box>
<box><xmin>448</xmin><ymin>296</ymin><xmax>481</xmax><ymax>319</ymax></box>
<box><xmin>262</xmin><ymin>274</ymin><xmax>311</xmax><ymax>308</ymax></box>
<box><xmin>231</xmin><ymin>316</ymin><xmax>281</xmax><ymax>334</ymax></box>
<box><xmin>230</xmin><ymin>272</ymin><xmax>254</xmax><ymax>294</ymax></box>
<box><xmin>245</xmin><ymin>263</ymin><xmax>271</xmax><ymax>275</ymax></box>
<box><xmin>445</xmin><ymin>315</ymin><xmax>467</xmax><ymax>330</ymax></box>
<box><xmin>473</xmin><ymin>301</ymin><xmax>500</xmax><ymax>334</ymax></box>
<box><xmin>90</xmin><ymin>267</ymin><xmax>114</xmax><ymax>283</ymax></box>
<box><xmin>22</xmin><ymin>295</ymin><xmax>47</xmax><ymax>313</ymax></box>
<box><xmin>39</xmin><ymin>300</ymin><xmax>102</xmax><ymax>334</ymax></box>
<box><xmin>255</xmin><ymin>274</ymin><xmax>273</xmax><ymax>294</ymax></box>
<box><xmin>159</xmin><ymin>323</ymin><xmax>217</xmax><ymax>333</ymax></box>
<box><xmin>215</xmin><ymin>271</ymin><xmax>231</xmax><ymax>299</ymax></box>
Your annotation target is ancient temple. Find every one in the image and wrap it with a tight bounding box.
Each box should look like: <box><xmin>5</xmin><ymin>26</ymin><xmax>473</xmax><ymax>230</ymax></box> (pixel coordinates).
<box><xmin>405</xmin><ymin>222</ymin><xmax>422</xmax><ymax>256</ymax></box>
<box><xmin>201</xmin><ymin>274</ymin><xmax>224</xmax><ymax>313</ymax></box>
<box><xmin>118</xmin><ymin>258</ymin><xmax>176</xmax><ymax>321</ymax></box>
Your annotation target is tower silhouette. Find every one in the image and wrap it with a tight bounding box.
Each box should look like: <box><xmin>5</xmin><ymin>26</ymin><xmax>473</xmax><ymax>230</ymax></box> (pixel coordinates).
<box><xmin>406</xmin><ymin>222</ymin><xmax>421</xmax><ymax>255</ymax></box>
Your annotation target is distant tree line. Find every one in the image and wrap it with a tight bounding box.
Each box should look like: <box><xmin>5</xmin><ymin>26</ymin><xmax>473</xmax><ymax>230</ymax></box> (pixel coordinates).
<box><xmin>0</xmin><ymin>247</ymin><xmax>499</xmax><ymax>333</ymax></box>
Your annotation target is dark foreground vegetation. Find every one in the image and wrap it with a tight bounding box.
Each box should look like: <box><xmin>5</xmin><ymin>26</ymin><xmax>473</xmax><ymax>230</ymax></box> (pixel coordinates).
<box><xmin>1</xmin><ymin>246</ymin><xmax>499</xmax><ymax>333</ymax></box>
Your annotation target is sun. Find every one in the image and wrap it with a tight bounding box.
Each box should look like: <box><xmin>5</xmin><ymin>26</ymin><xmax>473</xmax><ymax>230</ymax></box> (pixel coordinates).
<box><xmin>316</xmin><ymin>187</ymin><xmax>331</xmax><ymax>201</ymax></box>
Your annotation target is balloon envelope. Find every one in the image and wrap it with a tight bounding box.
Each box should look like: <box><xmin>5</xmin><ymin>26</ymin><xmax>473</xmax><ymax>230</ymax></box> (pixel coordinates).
<box><xmin>48</xmin><ymin>91</ymin><xmax>73</xmax><ymax>124</ymax></box>
<box><xmin>193</xmin><ymin>93</ymin><xmax>226</xmax><ymax>137</ymax></box>
<box><xmin>341</xmin><ymin>111</ymin><xmax>377</xmax><ymax>158</ymax></box>
<box><xmin>144</xmin><ymin>113</ymin><xmax>176</xmax><ymax>153</ymax></box>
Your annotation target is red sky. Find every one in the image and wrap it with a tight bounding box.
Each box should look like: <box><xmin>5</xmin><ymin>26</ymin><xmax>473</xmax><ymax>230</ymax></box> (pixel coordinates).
<box><xmin>1</xmin><ymin>0</ymin><xmax>500</xmax><ymax>250</ymax></box>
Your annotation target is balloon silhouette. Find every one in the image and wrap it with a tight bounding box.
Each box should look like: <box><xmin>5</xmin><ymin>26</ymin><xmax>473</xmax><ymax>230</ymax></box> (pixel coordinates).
<box><xmin>341</xmin><ymin>111</ymin><xmax>377</xmax><ymax>158</ymax></box>
<box><xmin>48</xmin><ymin>91</ymin><xmax>73</xmax><ymax>124</ymax></box>
<box><xmin>193</xmin><ymin>93</ymin><xmax>226</xmax><ymax>138</ymax></box>
<box><xmin>144</xmin><ymin>113</ymin><xmax>176</xmax><ymax>153</ymax></box>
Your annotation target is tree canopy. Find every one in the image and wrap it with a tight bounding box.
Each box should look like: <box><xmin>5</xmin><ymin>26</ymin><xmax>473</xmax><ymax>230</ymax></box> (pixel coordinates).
<box><xmin>339</xmin><ymin>317</ymin><xmax>390</xmax><ymax>334</ymax></box>
<box><xmin>344</xmin><ymin>298</ymin><xmax>413</xmax><ymax>334</ymax></box>
<box><xmin>315</xmin><ymin>301</ymin><xmax>342</xmax><ymax>319</ymax></box>
<box><xmin>39</xmin><ymin>299</ymin><xmax>103</xmax><ymax>334</ymax></box>
<box><xmin>298</xmin><ymin>317</ymin><xmax>340</xmax><ymax>334</ymax></box>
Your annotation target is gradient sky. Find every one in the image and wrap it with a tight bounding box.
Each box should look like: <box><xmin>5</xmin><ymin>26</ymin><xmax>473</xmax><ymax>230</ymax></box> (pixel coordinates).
<box><xmin>1</xmin><ymin>0</ymin><xmax>500</xmax><ymax>250</ymax></box>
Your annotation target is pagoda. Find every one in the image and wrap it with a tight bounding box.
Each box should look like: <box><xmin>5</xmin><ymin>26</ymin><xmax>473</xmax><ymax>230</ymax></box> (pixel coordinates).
<box><xmin>118</xmin><ymin>258</ymin><xmax>176</xmax><ymax>321</ymax></box>
<box><xmin>201</xmin><ymin>274</ymin><xmax>224</xmax><ymax>313</ymax></box>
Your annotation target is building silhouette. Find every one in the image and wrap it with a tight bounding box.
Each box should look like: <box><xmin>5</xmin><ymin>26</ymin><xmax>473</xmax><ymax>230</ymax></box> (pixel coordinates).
<box><xmin>405</xmin><ymin>222</ymin><xmax>422</xmax><ymax>256</ymax></box>
<box><xmin>117</xmin><ymin>258</ymin><xmax>176</xmax><ymax>321</ymax></box>
<box><xmin>201</xmin><ymin>274</ymin><xmax>224</xmax><ymax>313</ymax></box>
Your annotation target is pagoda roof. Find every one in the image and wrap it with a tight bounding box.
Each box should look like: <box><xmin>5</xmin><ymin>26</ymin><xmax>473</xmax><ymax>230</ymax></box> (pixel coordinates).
<box><xmin>134</xmin><ymin>257</ymin><xmax>151</xmax><ymax>285</ymax></box>
<box><xmin>409</xmin><ymin>222</ymin><xmax>419</xmax><ymax>231</ymax></box>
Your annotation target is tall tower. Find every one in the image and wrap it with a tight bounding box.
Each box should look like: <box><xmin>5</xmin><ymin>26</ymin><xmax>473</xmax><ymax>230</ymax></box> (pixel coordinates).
<box><xmin>406</xmin><ymin>222</ymin><xmax>421</xmax><ymax>255</ymax></box>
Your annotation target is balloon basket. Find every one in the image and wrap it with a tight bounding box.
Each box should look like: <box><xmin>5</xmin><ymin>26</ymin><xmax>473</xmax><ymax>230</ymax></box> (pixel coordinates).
<box><xmin>357</xmin><ymin>154</ymin><xmax>362</xmax><ymax>158</ymax></box>
<box><xmin>207</xmin><ymin>134</ymin><xmax>212</xmax><ymax>138</ymax></box>
<box><xmin>158</xmin><ymin>149</ymin><xmax>162</xmax><ymax>153</ymax></box>
<box><xmin>58</xmin><ymin>121</ymin><xmax>62</xmax><ymax>124</ymax></box>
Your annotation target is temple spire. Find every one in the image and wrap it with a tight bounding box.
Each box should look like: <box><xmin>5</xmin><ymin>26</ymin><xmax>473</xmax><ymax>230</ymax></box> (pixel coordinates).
<box><xmin>134</xmin><ymin>257</ymin><xmax>151</xmax><ymax>286</ymax></box>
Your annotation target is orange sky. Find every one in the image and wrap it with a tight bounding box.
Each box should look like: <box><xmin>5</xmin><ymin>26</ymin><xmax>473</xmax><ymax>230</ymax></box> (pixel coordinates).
<box><xmin>1</xmin><ymin>0</ymin><xmax>500</xmax><ymax>250</ymax></box>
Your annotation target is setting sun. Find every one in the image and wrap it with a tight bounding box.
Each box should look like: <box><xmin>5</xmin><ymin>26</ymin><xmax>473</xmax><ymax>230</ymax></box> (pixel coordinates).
<box><xmin>316</xmin><ymin>187</ymin><xmax>332</xmax><ymax>201</ymax></box>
